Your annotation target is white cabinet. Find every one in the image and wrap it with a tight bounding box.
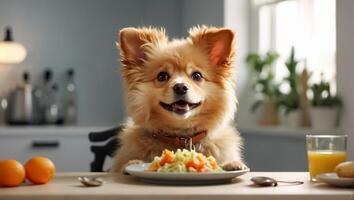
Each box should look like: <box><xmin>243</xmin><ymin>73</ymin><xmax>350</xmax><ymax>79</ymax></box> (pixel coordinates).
<box><xmin>0</xmin><ymin>126</ymin><xmax>108</xmax><ymax>172</ymax></box>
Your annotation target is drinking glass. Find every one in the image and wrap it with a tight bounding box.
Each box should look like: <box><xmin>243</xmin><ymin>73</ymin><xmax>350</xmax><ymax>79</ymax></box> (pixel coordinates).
<box><xmin>306</xmin><ymin>134</ymin><xmax>347</xmax><ymax>182</ymax></box>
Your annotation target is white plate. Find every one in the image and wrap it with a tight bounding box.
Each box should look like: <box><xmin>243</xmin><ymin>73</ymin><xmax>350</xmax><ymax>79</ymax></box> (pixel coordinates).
<box><xmin>125</xmin><ymin>163</ymin><xmax>250</xmax><ymax>185</ymax></box>
<box><xmin>316</xmin><ymin>173</ymin><xmax>354</xmax><ymax>188</ymax></box>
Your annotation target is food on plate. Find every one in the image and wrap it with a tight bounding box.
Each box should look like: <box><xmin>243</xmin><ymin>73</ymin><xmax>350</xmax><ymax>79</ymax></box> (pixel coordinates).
<box><xmin>25</xmin><ymin>156</ymin><xmax>56</xmax><ymax>184</ymax></box>
<box><xmin>146</xmin><ymin>149</ymin><xmax>223</xmax><ymax>172</ymax></box>
<box><xmin>0</xmin><ymin>160</ymin><xmax>25</xmax><ymax>187</ymax></box>
<box><xmin>335</xmin><ymin>161</ymin><xmax>354</xmax><ymax>178</ymax></box>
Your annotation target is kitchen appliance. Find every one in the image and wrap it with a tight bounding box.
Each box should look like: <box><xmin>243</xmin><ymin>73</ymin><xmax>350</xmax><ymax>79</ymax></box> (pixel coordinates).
<box><xmin>6</xmin><ymin>72</ymin><xmax>34</xmax><ymax>125</ymax></box>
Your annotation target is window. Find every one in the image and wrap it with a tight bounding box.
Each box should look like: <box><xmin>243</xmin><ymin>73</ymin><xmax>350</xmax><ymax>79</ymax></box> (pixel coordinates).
<box><xmin>257</xmin><ymin>0</ymin><xmax>336</xmax><ymax>94</ymax></box>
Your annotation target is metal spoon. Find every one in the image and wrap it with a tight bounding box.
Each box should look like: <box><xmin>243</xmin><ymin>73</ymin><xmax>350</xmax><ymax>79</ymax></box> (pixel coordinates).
<box><xmin>251</xmin><ymin>176</ymin><xmax>304</xmax><ymax>187</ymax></box>
<box><xmin>78</xmin><ymin>176</ymin><xmax>105</xmax><ymax>187</ymax></box>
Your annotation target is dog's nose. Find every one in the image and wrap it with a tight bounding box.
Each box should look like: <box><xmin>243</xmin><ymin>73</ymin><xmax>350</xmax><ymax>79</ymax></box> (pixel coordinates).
<box><xmin>173</xmin><ymin>83</ymin><xmax>188</xmax><ymax>96</ymax></box>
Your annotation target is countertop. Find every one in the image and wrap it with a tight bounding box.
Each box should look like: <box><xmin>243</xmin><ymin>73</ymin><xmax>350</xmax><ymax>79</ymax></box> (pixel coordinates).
<box><xmin>0</xmin><ymin>172</ymin><xmax>353</xmax><ymax>200</ymax></box>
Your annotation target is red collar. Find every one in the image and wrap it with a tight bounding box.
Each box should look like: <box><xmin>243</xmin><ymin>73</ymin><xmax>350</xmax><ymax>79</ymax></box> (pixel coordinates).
<box><xmin>151</xmin><ymin>130</ymin><xmax>207</xmax><ymax>148</ymax></box>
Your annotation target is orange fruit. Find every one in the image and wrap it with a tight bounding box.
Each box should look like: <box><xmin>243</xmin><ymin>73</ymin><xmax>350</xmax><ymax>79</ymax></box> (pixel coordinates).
<box><xmin>0</xmin><ymin>160</ymin><xmax>25</xmax><ymax>187</ymax></box>
<box><xmin>24</xmin><ymin>157</ymin><xmax>55</xmax><ymax>184</ymax></box>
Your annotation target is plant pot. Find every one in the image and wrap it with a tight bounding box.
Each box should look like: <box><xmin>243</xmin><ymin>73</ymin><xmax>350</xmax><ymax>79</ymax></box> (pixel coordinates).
<box><xmin>282</xmin><ymin>109</ymin><xmax>301</xmax><ymax>128</ymax></box>
<box><xmin>257</xmin><ymin>98</ymin><xmax>279</xmax><ymax>126</ymax></box>
<box><xmin>310</xmin><ymin>107</ymin><xmax>338</xmax><ymax>130</ymax></box>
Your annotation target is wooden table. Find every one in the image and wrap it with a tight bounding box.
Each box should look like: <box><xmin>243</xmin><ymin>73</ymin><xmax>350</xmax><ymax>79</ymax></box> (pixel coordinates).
<box><xmin>0</xmin><ymin>172</ymin><xmax>353</xmax><ymax>200</ymax></box>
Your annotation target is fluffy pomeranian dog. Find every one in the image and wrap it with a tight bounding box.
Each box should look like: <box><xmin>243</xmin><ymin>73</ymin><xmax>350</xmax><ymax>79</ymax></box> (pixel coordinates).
<box><xmin>112</xmin><ymin>26</ymin><xmax>244</xmax><ymax>173</ymax></box>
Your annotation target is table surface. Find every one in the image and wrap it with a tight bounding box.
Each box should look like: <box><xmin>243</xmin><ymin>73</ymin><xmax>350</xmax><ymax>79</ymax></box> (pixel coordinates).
<box><xmin>0</xmin><ymin>172</ymin><xmax>353</xmax><ymax>200</ymax></box>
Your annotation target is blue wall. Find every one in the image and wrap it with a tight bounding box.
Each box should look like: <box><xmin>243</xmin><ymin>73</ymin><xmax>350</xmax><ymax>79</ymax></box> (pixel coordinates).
<box><xmin>0</xmin><ymin>0</ymin><xmax>183</xmax><ymax>125</ymax></box>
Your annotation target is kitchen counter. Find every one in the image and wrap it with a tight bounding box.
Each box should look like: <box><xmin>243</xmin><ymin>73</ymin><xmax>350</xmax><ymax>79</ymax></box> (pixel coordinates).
<box><xmin>0</xmin><ymin>126</ymin><xmax>111</xmax><ymax>172</ymax></box>
<box><xmin>0</xmin><ymin>172</ymin><xmax>352</xmax><ymax>200</ymax></box>
<box><xmin>0</xmin><ymin>126</ymin><xmax>109</xmax><ymax>136</ymax></box>
<box><xmin>239</xmin><ymin>124</ymin><xmax>344</xmax><ymax>138</ymax></box>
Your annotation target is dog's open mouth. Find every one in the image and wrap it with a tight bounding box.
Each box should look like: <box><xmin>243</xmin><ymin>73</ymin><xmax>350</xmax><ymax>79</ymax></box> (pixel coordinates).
<box><xmin>160</xmin><ymin>100</ymin><xmax>201</xmax><ymax>115</ymax></box>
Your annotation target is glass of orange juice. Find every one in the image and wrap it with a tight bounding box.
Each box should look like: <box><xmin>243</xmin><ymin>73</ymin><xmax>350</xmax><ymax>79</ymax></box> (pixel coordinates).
<box><xmin>306</xmin><ymin>134</ymin><xmax>347</xmax><ymax>182</ymax></box>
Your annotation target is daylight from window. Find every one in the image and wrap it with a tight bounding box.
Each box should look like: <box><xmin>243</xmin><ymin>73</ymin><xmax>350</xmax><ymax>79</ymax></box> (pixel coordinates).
<box><xmin>259</xmin><ymin>0</ymin><xmax>336</xmax><ymax>94</ymax></box>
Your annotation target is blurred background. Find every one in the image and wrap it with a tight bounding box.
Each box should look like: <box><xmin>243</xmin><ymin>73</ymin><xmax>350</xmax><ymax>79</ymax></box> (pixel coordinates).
<box><xmin>0</xmin><ymin>0</ymin><xmax>353</xmax><ymax>172</ymax></box>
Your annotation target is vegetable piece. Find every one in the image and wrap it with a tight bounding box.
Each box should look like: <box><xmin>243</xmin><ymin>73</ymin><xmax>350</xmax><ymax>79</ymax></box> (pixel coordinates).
<box><xmin>207</xmin><ymin>156</ymin><xmax>219</xmax><ymax>170</ymax></box>
<box><xmin>186</xmin><ymin>158</ymin><xmax>204</xmax><ymax>171</ymax></box>
<box><xmin>159</xmin><ymin>150</ymin><xmax>174</xmax><ymax>166</ymax></box>
<box><xmin>198</xmin><ymin>167</ymin><xmax>208</xmax><ymax>172</ymax></box>
<box><xmin>197</xmin><ymin>154</ymin><xmax>206</xmax><ymax>163</ymax></box>
<box><xmin>210</xmin><ymin>161</ymin><xmax>219</xmax><ymax>170</ymax></box>
<box><xmin>147</xmin><ymin>161</ymin><xmax>160</xmax><ymax>172</ymax></box>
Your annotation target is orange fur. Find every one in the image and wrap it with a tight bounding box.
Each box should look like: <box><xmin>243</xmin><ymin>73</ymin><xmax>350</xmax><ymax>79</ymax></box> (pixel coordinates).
<box><xmin>112</xmin><ymin>26</ymin><xmax>244</xmax><ymax>173</ymax></box>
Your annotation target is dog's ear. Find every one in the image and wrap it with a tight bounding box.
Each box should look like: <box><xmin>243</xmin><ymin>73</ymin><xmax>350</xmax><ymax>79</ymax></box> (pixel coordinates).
<box><xmin>189</xmin><ymin>27</ymin><xmax>235</xmax><ymax>66</ymax></box>
<box><xmin>119</xmin><ymin>27</ymin><xmax>166</xmax><ymax>64</ymax></box>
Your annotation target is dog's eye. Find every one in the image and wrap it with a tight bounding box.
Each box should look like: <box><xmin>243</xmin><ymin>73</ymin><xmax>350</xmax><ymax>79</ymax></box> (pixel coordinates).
<box><xmin>157</xmin><ymin>72</ymin><xmax>170</xmax><ymax>82</ymax></box>
<box><xmin>191</xmin><ymin>71</ymin><xmax>203</xmax><ymax>81</ymax></box>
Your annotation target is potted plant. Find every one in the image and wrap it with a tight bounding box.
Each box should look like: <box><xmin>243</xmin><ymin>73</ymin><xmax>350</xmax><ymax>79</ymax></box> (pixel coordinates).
<box><xmin>246</xmin><ymin>51</ymin><xmax>280</xmax><ymax>125</ymax></box>
<box><xmin>310</xmin><ymin>77</ymin><xmax>342</xmax><ymax>130</ymax></box>
<box><xmin>278</xmin><ymin>47</ymin><xmax>301</xmax><ymax>127</ymax></box>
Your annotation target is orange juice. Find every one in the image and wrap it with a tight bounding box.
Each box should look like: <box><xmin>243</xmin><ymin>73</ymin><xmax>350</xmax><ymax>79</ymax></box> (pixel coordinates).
<box><xmin>307</xmin><ymin>150</ymin><xmax>347</xmax><ymax>181</ymax></box>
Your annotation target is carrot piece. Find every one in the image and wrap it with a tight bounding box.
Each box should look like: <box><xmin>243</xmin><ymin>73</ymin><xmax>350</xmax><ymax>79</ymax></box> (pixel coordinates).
<box><xmin>186</xmin><ymin>158</ymin><xmax>204</xmax><ymax>171</ymax></box>
<box><xmin>197</xmin><ymin>167</ymin><xmax>208</xmax><ymax>172</ymax></box>
<box><xmin>159</xmin><ymin>150</ymin><xmax>174</xmax><ymax>166</ymax></box>
<box><xmin>198</xmin><ymin>161</ymin><xmax>205</xmax><ymax>171</ymax></box>
<box><xmin>147</xmin><ymin>162</ymin><xmax>160</xmax><ymax>172</ymax></box>
<box><xmin>186</xmin><ymin>159</ymin><xmax>197</xmax><ymax>169</ymax></box>
<box><xmin>188</xmin><ymin>167</ymin><xmax>197</xmax><ymax>172</ymax></box>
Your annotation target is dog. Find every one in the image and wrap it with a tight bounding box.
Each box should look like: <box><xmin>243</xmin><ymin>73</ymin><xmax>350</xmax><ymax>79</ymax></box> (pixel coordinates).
<box><xmin>112</xmin><ymin>26</ymin><xmax>245</xmax><ymax>173</ymax></box>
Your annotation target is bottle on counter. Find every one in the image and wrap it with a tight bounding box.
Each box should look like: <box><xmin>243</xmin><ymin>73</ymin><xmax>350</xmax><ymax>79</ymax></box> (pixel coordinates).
<box><xmin>45</xmin><ymin>84</ymin><xmax>63</xmax><ymax>124</ymax></box>
<box><xmin>32</xmin><ymin>73</ymin><xmax>45</xmax><ymax>125</ymax></box>
<box><xmin>63</xmin><ymin>69</ymin><xmax>77</xmax><ymax>125</ymax></box>
<box><xmin>0</xmin><ymin>96</ymin><xmax>8</xmax><ymax>126</ymax></box>
<box><xmin>40</xmin><ymin>69</ymin><xmax>64</xmax><ymax>124</ymax></box>
<box><xmin>32</xmin><ymin>87</ymin><xmax>43</xmax><ymax>124</ymax></box>
<box><xmin>38</xmin><ymin>69</ymin><xmax>53</xmax><ymax>124</ymax></box>
<box><xmin>22</xmin><ymin>72</ymin><xmax>33</xmax><ymax>123</ymax></box>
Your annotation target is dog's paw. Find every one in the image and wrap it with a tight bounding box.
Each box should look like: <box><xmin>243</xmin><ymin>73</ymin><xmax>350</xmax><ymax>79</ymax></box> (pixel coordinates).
<box><xmin>127</xmin><ymin>159</ymin><xmax>144</xmax><ymax>166</ymax></box>
<box><xmin>222</xmin><ymin>161</ymin><xmax>247</xmax><ymax>171</ymax></box>
<box><xmin>122</xmin><ymin>159</ymin><xmax>144</xmax><ymax>175</ymax></box>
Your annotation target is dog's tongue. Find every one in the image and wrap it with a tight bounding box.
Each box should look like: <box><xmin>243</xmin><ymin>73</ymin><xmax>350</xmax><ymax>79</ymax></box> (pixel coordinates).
<box><xmin>173</xmin><ymin>101</ymin><xmax>190</xmax><ymax>111</ymax></box>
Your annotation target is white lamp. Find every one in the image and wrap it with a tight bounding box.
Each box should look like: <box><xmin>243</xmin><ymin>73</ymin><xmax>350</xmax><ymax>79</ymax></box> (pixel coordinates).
<box><xmin>0</xmin><ymin>27</ymin><xmax>27</xmax><ymax>64</ymax></box>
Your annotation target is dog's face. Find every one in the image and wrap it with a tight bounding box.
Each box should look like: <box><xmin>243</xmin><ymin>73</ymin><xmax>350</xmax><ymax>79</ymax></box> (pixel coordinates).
<box><xmin>119</xmin><ymin>26</ymin><xmax>236</xmax><ymax>133</ymax></box>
